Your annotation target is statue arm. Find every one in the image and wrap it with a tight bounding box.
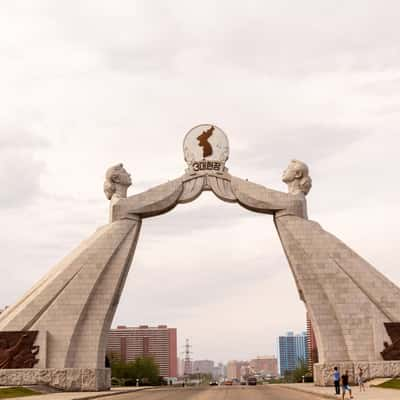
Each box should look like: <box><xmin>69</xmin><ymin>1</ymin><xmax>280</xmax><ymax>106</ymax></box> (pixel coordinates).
<box><xmin>113</xmin><ymin>177</ymin><xmax>184</xmax><ymax>220</ymax></box>
<box><xmin>231</xmin><ymin>176</ymin><xmax>290</xmax><ymax>214</ymax></box>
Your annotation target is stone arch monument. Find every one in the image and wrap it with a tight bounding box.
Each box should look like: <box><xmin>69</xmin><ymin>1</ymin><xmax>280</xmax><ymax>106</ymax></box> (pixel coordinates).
<box><xmin>1</xmin><ymin>124</ymin><xmax>400</xmax><ymax>391</ymax></box>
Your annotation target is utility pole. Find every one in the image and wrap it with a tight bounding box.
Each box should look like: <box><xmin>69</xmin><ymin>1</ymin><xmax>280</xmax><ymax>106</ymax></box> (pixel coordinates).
<box><xmin>183</xmin><ymin>338</ymin><xmax>193</xmax><ymax>376</ymax></box>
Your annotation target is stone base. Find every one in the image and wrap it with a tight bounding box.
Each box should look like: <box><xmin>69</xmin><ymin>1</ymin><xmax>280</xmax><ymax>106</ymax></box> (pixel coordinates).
<box><xmin>314</xmin><ymin>361</ymin><xmax>400</xmax><ymax>386</ymax></box>
<box><xmin>0</xmin><ymin>368</ymin><xmax>111</xmax><ymax>391</ymax></box>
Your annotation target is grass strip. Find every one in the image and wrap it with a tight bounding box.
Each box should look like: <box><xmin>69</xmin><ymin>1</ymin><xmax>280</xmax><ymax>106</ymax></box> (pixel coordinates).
<box><xmin>375</xmin><ymin>379</ymin><xmax>400</xmax><ymax>389</ymax></box>
<box><xmin>0</xmin><ymin>387</ymin><xmax>41</xmax><ymax>398</ymax></box>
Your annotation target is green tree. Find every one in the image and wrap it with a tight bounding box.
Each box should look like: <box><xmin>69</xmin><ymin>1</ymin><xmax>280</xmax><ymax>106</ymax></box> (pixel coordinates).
<box><xmin>133</xmin><ymin>357</ymin><xmax>160</xmax><ymax>385</ymax></box>
<box><xmin>110</xmin><ymin>356</ymin><xmax>160</xmax><ymax>386</ymax></box>
<box><xmin>283</xmin><ymin>358</ymin><xmax>310</xmax><ymax>383</ymax></box>
<box><xmin>292</xmin><ymin>358</ymin><xmax>310</xmax><ymax>383</ymax></box>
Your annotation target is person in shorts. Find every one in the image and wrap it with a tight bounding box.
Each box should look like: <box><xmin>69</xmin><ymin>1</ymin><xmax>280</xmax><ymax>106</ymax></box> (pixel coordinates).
<box><xmin>341</xmin><ymin>370</ymin><xmax>353</xmax><ymax>400</ymax></box>
<box><xmin>357</xmin><ymin>367</ymin><xmax>365</xmax><ymax>392</ymax></box>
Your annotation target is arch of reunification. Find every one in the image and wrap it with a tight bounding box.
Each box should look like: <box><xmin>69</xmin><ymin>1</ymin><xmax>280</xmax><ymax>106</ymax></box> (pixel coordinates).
<box><xmin>1</xmin><ymin>125</ymin><xmax>400</xmax><ymax>391</ymax></box>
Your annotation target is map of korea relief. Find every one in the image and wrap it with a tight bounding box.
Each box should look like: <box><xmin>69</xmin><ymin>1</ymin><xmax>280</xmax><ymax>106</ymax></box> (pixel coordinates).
<box><xmin>197</xmin><ymin>126</ymin><xmax>214</xmax><ymax>158</ymax></box>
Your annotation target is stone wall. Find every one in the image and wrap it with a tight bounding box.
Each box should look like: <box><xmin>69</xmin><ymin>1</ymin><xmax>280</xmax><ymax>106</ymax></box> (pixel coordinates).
<box><xmin>314</xmin><ymin>361</ymin><xmax>400</xmax><ymax>386</ymax></box>
<box><xmin>0</xmin><ymin>368</ymin><xmax>111</xmax><ymax>391</ymax></box>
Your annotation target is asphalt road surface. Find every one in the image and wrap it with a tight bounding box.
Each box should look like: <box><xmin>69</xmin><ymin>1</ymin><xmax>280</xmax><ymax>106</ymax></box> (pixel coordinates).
<box><xmin>109</xmin><ymin>385</ymin><xmax>324</xmax><ymax>400</ymax></box>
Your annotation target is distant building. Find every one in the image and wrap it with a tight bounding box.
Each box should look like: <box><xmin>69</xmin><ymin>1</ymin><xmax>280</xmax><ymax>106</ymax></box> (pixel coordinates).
<box><xmin>240</xmin><ymin>363</ymin><xmax>252</xmax><ymax>378</ymax></box>
<box><xmin>307</xmin><ymin>314</ymin><xmax>319</xmax><ymax>373</ymax></box>
<box><xmin>226</xmin><ymin>360</ymin><xmax>248</xmax><ymax>379</ymax></box>
<box><xmin>226</xmin><ymin>361</ymin><xmax>238</xmax><ymax>379</ymax></box>
<box><xmin>212</xmin><ymin>362</ymin><xmax>226</xmax><ymax>379</ymax></box>
<box><xmin>183</xmin><ymin>359</ymin><xmax>193</xmax><ymax>375</ymax></box>
<box><xmin>193</xmin><ymin>360</ymin><xmax>214</xmax><ymax>375</ymax></box>
<box><xmin>107</xmin><ymin>325</ymin><xmax>177</xmax><ymax>377</ymax></box>
<box><xmin>249</xmin><ymin>356</ymin><xmax>278</xmax><ymax>376</ymax></box>
<box><xmin>277</xmin><ymin>331</ymin><xmax>308</xmax><ymax>376</ymax></box>
<box><xmin>177</xmin><ymin>357</ymin><xmax>185</xmax><ymax>377</ymax></box>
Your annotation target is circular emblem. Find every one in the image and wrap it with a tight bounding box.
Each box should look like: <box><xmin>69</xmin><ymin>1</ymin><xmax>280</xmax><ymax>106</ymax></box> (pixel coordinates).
<box><xmin>183</xmin><ymin>124</ymin><xmax>229</xmax><ymax>174</ymax></box>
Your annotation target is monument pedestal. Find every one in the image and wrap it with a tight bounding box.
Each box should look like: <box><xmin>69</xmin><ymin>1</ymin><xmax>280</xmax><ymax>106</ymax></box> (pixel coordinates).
<box><xmin>0</xmin><ymin>368</ymin><xmax>111</xmax><ymax>391</ymax></box>
<box><xmin>314</xmin><ymin>361</ymin><xmax>400</xmax><ymax>386</ymax></box>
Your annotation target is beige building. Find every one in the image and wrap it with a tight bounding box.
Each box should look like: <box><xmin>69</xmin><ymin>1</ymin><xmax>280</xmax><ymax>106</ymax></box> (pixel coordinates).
<box><xmin>226</xmin><ymin>360</ymin><xmax>248</xmax><ymax>379</ymax></box>
<box><xmin>227</xmin><ymin>357</ymin><xmax>278</xmax><ymax>379</ymax></box>
<box><xmin>177</xmin><ymin>357</ymin><xmax>185</xmax><ymax>377</ymax></box>
<box><xmin>250</xmin><ymin>356</ymin><xmax>278</xmax><ymax>376</ymax></box>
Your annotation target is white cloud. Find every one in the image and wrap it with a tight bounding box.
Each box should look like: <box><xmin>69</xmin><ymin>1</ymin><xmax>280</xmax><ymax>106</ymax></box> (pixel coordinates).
<box><xmin>0</xmin><ymin>125</ymin><xmax>48</xmax><ymax>207</ymax></box>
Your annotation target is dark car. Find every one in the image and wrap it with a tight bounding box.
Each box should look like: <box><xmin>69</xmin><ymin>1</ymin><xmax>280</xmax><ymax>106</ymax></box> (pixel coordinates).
<box><xmin>209</xmin><ymin>381</ymin><xmax>218</xmax><ymax>386</ymax></box>
<box><xmin>247</xmin><ymin>377</ymin><xmax>257</xmax><ymax>385</ymax></box>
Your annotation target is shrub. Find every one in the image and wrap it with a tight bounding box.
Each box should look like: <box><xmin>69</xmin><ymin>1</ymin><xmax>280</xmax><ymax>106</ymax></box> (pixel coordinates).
<box><xmin>111</xmin><ymin>377</ymin><xmax>121</xmax><ymax>386</ymax></box>
<box><xmin>110</xmin><ymin>356</ymin><xmax>161</xmax><ymax>386</ymax></box>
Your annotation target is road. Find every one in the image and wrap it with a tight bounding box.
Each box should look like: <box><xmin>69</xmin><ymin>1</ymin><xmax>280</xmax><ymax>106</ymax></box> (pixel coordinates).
<box><xmin>109</xmin><ymin>385</ymin><xmax>324</xmax><ymax>400</ymax></box>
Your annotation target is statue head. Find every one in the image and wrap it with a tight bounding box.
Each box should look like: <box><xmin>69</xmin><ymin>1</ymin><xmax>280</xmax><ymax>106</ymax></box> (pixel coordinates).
<box><xmin>282</xmin><ymin>159</ymin><xmax>312</xmax><ymax>195</ymax></box>
<box><xmin>104</xmin><ymin>163</ymin><xmax>132</xmax><ymax>200</ymax></box>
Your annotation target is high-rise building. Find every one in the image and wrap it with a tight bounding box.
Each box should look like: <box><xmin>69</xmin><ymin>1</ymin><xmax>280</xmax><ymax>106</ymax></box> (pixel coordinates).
<box><xmin>193</xmin><ymin>360</ymin><xmax>214</xmax><ymax>375</ymax></box>
<box><xmin>249</xmin><ymin>356</ymin><xmax>278</xmax><ymax>376</ymax></box>
<box><xmin>277</xmin><ymin>331</ymin><xmax>308</xmax><ymax>376</ymax></box>
<box><xmin>306</xmin><ymin>313</ymin><xmax>319</xmax><ymax>374</ymax></box>
<box><xmin>107</xmin><ymin>325</ymin><xmax>177</xmax><ymax>377</ymax></box>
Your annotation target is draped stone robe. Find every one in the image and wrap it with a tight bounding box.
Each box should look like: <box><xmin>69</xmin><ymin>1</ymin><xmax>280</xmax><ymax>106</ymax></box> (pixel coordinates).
<box><xmin>231</xmin><ymin>177</ymin><xmax>400</xmax><ymax>364</ymax></box>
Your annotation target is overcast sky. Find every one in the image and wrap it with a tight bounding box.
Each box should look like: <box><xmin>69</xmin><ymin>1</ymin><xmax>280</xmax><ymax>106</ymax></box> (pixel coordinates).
<box><xmin>1</xmin><ymin>1</ymin><xmax>400</xmax><ymax>364</ymax></box>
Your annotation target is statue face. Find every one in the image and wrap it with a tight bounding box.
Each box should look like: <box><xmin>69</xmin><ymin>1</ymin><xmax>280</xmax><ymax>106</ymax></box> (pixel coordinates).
<box><xmin>119</xmin><ymin>167</ymin><xmax>132</xmax><ymax>186</ymax></box>
<box><xmin>282</xmin><ymin>161</ymin><xmax>299</xmax><ymax>183</ymax></box>
<box><xmin>114</xmin><ymin>166</ymin><xmax>132</xmax><ymax>187</ymax></box>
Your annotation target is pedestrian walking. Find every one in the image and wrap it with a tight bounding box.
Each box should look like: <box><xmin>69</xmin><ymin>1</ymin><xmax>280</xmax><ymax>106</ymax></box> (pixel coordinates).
<box><xmin>341</xmin><ymin>370</ymin><xmax>353</xmax><ymax>400</ymax></box>
<box><xmin>357</xmin><ymin>367</ymin><xmax>365</xmax><ymax>392</ymax></box>
<box><xmin>333</xmin><ymin>366</ymin><xmax>340</xmax><ymax>395</ymax></box>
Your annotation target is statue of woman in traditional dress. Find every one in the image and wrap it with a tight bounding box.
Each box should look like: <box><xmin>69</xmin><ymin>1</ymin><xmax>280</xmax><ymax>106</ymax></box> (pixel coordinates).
<box><xmin>230</xmin><ymin>160</ymin><xmax>400</xmax><ymax>365</ymax></box>
<box><xmin>0</xmin><ymin>163</ymin><xmax>184</xmax><ymax>373</ymax></box>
